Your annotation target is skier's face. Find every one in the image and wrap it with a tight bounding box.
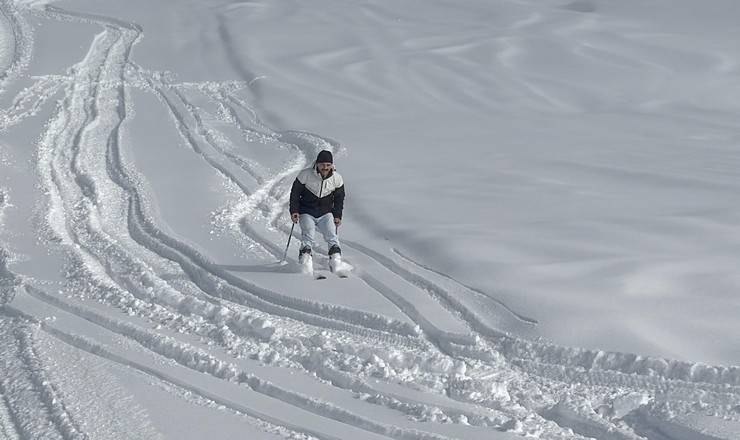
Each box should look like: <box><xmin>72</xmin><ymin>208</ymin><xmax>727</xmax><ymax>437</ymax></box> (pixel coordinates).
<box><xmin>317</xmin><ymin>162</ymin><xmax>333</xmax><ymax>177</ymax></box>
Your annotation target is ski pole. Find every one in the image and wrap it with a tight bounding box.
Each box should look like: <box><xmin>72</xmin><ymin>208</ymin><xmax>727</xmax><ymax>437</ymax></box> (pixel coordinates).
<box><xmin>282</xmin><ymin>222</ymin><xmax>295</xmax><ymax>263</ymax></box>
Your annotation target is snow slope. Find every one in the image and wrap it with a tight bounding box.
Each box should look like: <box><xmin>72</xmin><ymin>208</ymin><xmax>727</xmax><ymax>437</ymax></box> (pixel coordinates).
<box><xmin>0</xmin><ymin>0</ymin><xmax>739</xmax><ymax>439</ymax></box>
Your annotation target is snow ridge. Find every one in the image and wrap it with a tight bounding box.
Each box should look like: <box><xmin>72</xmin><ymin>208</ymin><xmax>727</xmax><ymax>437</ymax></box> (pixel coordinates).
<box><xmin>0</xmin><ymin>319</ymin><xmax>86</xmax><ymax>440</ymax></box>
<box><xmin>0</xmin><ymin>0</ymin><xmax>33</xmax><ymax>91</ymax></box>
<box><xmin>22</xmin><ymin>286</ymin><xmax>461</xmax><ymax>440</ymax></box>
<box><xmin>0</xmin><ymin>1</ymin><xmax>738</xmax><ymax>439</ymax></box>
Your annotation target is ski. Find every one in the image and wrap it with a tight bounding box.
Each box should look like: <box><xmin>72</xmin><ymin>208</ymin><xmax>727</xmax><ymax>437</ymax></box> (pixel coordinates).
<box><xmin>335</xmin><ymin>269</ymin><xmax>351</xmax><ymax>278</ymax></box>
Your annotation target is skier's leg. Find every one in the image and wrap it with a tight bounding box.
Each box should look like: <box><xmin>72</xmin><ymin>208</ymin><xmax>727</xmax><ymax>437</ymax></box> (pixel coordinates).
<box><xmin>316</xmin><ymin>213</ymin><xmax>340</xmax><ymax>251</ymax></box>
<box><xmin>299</xmin><ymin>214</ymin><xmax>318</xmax><ymax>253</ymax></box>
<box><xmin>317</xmin><ymin>213</ymin><xmax>344</xmax><ymax>273</ymax></box>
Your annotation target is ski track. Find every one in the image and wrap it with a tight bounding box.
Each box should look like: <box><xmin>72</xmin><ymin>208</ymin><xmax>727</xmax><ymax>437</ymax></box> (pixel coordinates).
<box><xmin>13</xmin><ymin>285</ymin><xmax>486</xmax><ymax>440</ymax></box>
<box><xmin>0</xmin><ymin>391</ymin><xmax>21</xmax><ymax>440</ymax></box>
<box><xmin>33</xmin><ymin>328</ymin><xmax>164</xmax><ymax>440</ymax></box>
<box><xmin>0</xmin><ymin>0</ymin><xmax>32</xmax><ymax>92</ymax></box>
<box><xmin>0</xmin><ymin>318</ymin><xmax>86</xmax><ymax>440</ymax></box>
<box><xmin>0</xmin><ymin>2</ymin><xmax>737</xmax><ymax>439</ymax></box>
<box><xmin>391</xmin><ymin>247</ymin><xmax>539</xmax><ymax>326</ymax></box>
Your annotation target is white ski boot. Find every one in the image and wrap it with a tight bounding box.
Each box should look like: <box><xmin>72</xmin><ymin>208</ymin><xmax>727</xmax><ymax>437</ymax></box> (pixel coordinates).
<box><xmin>298</xmin><ymin>247</ymin><xmax>313</xmax><ymax>274</ymax></box>
<box><xmin>329</xmin><ymin>253</ymin><xmax>341</xmax><ymax>272</ymax></box>
<box><xmin>328</xmin><ymin>245</ymin><xmax>349</xmax><ymax>277</ymax></box>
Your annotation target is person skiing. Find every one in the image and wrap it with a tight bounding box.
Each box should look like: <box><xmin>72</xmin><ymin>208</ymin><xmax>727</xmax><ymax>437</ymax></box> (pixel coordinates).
<box><xmin>289</xmin><ymin>150</ymin><xmax>345</xmax><ymax>273</ymax></box>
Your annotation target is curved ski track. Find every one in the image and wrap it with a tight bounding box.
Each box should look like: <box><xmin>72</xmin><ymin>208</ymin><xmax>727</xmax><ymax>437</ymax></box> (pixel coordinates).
<box><xmin>0</xmin><ymin>3</ymin><xmax>737</xmax><ymax>440</ymax></box>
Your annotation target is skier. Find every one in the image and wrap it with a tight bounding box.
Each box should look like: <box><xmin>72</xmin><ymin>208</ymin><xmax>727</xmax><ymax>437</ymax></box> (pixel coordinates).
<box><xmin>289</xmin><ymin>150</ymin><xmax>345</xmax><ymax>274</ymax></box>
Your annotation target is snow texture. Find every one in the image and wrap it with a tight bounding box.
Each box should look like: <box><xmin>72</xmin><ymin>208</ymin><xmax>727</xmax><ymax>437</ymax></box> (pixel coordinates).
<box><xmin>0</xmin><ymin>0</ymin><xmax>738</xmax><ymax>439</ymax></box>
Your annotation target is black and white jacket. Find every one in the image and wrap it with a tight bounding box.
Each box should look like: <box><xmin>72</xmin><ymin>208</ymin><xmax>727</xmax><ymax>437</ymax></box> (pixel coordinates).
<box><xmin>289</xmin><ymin>166</ymin><xmax>345</xmax><ymax>219</ymax></box>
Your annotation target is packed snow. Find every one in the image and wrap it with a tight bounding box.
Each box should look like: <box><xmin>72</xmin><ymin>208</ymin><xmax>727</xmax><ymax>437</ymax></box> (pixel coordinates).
<box><xmin>1</xmin><ymin>0</ymin><xmax>739</xmax><ymax>439</ymax></box>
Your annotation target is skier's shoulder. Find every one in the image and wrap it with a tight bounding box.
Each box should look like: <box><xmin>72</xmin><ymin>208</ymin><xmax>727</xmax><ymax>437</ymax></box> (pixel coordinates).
<box><xmin>332</xmin><ymin>170</ymin><xmax>344</xmax><ymax>187</ymax></box>
<box><xmin>296</xmin><ymin>167</ymin><xmax>314</xmax><ymax>183</ymax></box>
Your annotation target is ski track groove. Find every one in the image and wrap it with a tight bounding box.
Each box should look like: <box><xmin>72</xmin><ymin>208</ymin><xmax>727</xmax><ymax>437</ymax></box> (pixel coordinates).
<box><xmin>391</xmin><ymin>247</ymin><xmax>539</xmax><ymax>325</ymax></box>
<box><xmin>0</xmin><ymin>245</ymin><xmax>21</xmax><ymax>307</ymax></box>
<box><xmin>0</xmin><ymin>0</ymin><xmax>33</xmax><ymax>91</ymax></box>
<box><xmin>0</xmin><ymin>317</ymin><xmax>86</xmax><ymax>440</ymax></box>
<box><xmin>172</xmin><ymin>85</ymin><xmax>266</xmax><ymax>185</ymax></box>
<box><xmin>35</xmin><ymin>262</ymin><xmax>504</xmax><ymax>433</ymax></box>
<box><xmin>386</xmin><ymin>245</ymin><xmax>740</xmax><ymax>411</ymax></box>
<box><xmin>146</xmin><ymin>81</ymin><xmax>257</xmax><ymax>196</ymax></box>
<box><xmin>37</xmin><ymin>322</ymin><xmax>349</xmax><ymax>440</ymax></box>
<box><xmin>0</xmin><ymin>75</ymin><xmax>67</xmax><ymax>131</ymax></box>
<box><xmin>21</xmin><ymin>285</ymin><xmax>469</xmax><ymax>440</ymax></box>
<box><xmin>10</xmin><ymin>325</ymin><xmax>89</xmax><ymax>440</ymax></box>
<box><xmin>0</xmin><ymin>2</ymin><xmax>738</xmax><ymax>439</ymax></box>
<box><xmin>344</xmin><ymin>239</ymin><xmax>740</xmax><ymax>397</ymax></box>
<box><xmin>0</xmin><ymin>391</ymin><xmax>22</xmax><ymax>440</ymax></box>
<box><xmin>345</xmin><ymin>239</ymin><xmax>513</xmax><ymax>340</ymax></box>
<box><xmin>354</xmin><ymin>269</ymin><xmax>476</xmax><ymax>348</ymax></box>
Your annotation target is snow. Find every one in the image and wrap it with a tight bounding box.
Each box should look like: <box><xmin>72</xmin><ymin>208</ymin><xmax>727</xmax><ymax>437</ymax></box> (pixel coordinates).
<box><xmin>0</xmin><ymin>0</ymin><xmax>739</xmax><ymax>438</ymax></box>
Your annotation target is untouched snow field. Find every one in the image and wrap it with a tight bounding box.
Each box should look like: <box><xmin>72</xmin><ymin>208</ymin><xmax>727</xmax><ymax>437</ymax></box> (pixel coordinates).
<box><xmin>1</xmin><ymin>0</ymin><xmax>739</xmax><ymax>438</ymax></box>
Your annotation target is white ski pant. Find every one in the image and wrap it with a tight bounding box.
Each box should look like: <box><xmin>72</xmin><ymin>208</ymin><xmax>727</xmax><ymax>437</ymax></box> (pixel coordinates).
<box><xmin>299</xmin><ymin>213</ymin><xmax>339</xmax><ymax>251</ymax></box>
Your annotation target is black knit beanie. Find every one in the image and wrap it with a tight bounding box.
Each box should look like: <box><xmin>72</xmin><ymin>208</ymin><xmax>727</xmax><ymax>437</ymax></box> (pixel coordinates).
<box><xmin>316</xmin><ymin>150</ymin><xmax>333</xmax><ymax>164</ymax></box>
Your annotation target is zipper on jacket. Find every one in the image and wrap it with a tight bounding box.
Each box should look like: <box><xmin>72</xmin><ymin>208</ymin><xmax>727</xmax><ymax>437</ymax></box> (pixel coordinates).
<box><xmin>319</xmin><ymin>175</ymin><xmax>323</xmax><ymax>198</ymax></box>
<box><xmin>317</xmin><ymin>167</ymin><xmax>332</xmax><ymax>198</ymax></box>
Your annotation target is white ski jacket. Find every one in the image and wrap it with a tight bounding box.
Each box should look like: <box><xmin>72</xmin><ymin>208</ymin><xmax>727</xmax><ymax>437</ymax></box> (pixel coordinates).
<box><xmin>289</xmin><ymin>167</ymin><xmax>345</xmax><ymax>219</ymax></box>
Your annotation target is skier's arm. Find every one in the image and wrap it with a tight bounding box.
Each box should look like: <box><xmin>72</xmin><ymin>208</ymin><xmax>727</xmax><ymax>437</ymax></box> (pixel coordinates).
<box><xmin>332</xmin><ymin>184</ymin><xmax>345</xmax><ymax>220</ymax></box>
<box><xmin>289</xmin><ymin>178</ymin><xmax>304</xmax><ymax>215</ymax></box>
